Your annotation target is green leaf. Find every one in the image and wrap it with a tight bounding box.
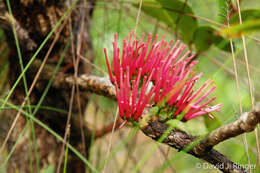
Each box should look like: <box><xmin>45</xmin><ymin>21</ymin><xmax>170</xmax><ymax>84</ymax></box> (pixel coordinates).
<box><xmin>220</xmin><ymin>19</ymin><xmax>260</xmax><ymax>38</ymax></box>
<box><xmin>193</xmin><ymin>26</ymin><xmax>215</xmax><ymax>52</ymax></box>
<box><xmin>139</xmin><ymin>1</ymin><xmax>174</xmax><ymax>28</ymax></box>
<box><xmin>136</xmin><ymin>0</ymin><xmax>198</xmax><ymax>44</ymax></box>
<box><xmin>193</xmin><ymin>26</ymin><xmax>231</xmax><ymax>52</ymax></box>
<box><xmin>229</xmin><ymin>9</ymin><xmax>260</xmax><ymax>24</ymax></box>
<box><xmin>217</xmin><ymin>0</ymin><xmax>228</xmax><ymax>23</ymax></box>
<box><xmin>156</xmin><ymin>0</ymin><xmax>198</xmax><ymax>44</ymax></box>
<box><xmin>214</xmin><ymin>36</ymin><xmax>232</xmax><ymax>52</ymax></box>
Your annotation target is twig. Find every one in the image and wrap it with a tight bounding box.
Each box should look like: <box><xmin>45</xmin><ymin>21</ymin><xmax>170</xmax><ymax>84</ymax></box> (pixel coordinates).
<box><xmin>4</xmin><ymin>13</ymin><xmax>37</xmax><ymax>51</ymax></box>
<box><xmin>65</xmin><ymin>75</ymin><xmax>116</xmax><ymax>100</ymax></box>
<box><xmin>194</xmin><ymin>102</ymin><xmax>260</xmax><ymax>154</ymax></box>
<box><xmin>64</xmin><ymin>75</ymin><xmax>260</xmax><ymax>149</ymax></box>
<box><xmin>56</xmin><ymin>84</ymin><xmax>75</xmax><ymax>173</ymax></box>
<box><xmin>63</xmin><ymin>74</ymin><xmax>258</xmax><ymax>173</ymax></box>
<box><xmin>141</xmin><ymin>118</ymin><xmax>248</xmax><ymax>173</ymax></box>
<box><xmin>134</xmin><ymin>0</ymin><xmax>143</xmax><ymax>34</ymax></box>
<box><xmin>102</xmin><ymin>108</ymin><xmax>119</xmax><ymax>173</ymax></box>
<box><xmin>27</xmin><ymin>60</ymin><xmax>258</xmax><ymax>173</ymax></box>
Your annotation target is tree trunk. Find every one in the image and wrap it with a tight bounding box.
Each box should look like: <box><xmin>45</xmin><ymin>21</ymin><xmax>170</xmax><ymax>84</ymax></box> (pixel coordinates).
<box><xmin>0</xmin><ymin>0</ymin><xmax>95</xmax><ymax>172</ymax></box>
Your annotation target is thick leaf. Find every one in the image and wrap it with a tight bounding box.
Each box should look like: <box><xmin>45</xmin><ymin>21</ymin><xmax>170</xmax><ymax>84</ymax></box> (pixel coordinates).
<box><xmin>220</xmin><ymin>19</ymin><xmax>260</xmax><ymax>38</ymax></box>
<box><xmin>193</xmin><ymin>26</ymin><xmax>215</xmax><ymax>52</ymax></box>
<box><xmin>230</xmin><ymin>9</ymin><xmax>260</xmax><ymax>24</ymax></box>
<box><xmin>139</xmin><ymin>1</ymin><xmax>175</xmax><ymax>29</ymax></box>
<box><xmin>137</xmin><ymin>0</ymin><xmax>198</xmax><ymax>44</ymax></box>
<box><xmin>214</xmin><ymin>36</ymin><xmax>231</xmax><ymax>52</ymax></box>
<box><xmin>193</xmin><ymin>26</ymin><xmax>231</xmax><ymax>52</ymax></box>
<box><xmin>156</xmin><ymin>0</ymin><xmax>198</xmax><ymax>44</ymax></box>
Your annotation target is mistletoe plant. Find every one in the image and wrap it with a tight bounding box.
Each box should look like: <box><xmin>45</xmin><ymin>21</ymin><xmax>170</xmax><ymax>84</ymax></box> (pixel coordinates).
<box><xmin>104</xmin><ymin>31</ymin><xmax>221</xmax><ymax>125</ymax></box>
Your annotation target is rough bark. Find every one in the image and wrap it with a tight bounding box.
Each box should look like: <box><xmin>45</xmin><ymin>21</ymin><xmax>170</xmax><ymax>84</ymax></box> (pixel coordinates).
<box><xmin>63</xmin><ymin>74</ymin><xmax>260</xmax><ymax>173</ymax></box>
<box><xmin>141</xmin><ymin>117</ymin><xmax>248</xmax><ymax>173</ymax></box>
<box><xmin>0</xmin><ymin>0</ymin><xmax>95</xmax><ymax>172</ymax></box>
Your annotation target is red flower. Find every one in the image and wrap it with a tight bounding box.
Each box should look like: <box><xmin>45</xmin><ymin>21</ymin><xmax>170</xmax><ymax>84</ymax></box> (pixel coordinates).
<box><xmin>114</xmin><ymin>67</ymin><xmax>155</xmax><ymax>120</ymax></box>
<box><xmin>151</xmin><ymin>52</ymin><xmax>222</xmax><ymax>121</ymax></box>
<box><xmin>155</xmin><ymin>73</ymin><xmax>222</xmax><ymax>120</ymax></box>
<box><xmin>104</xmin><ymin>32</ymin><xmax>194</xmax><ymax>84</ymax></box>
<box><xmin>104</xmin><ymin>32</ymin><xmax>221</xmax><ymax>121</ymax></box>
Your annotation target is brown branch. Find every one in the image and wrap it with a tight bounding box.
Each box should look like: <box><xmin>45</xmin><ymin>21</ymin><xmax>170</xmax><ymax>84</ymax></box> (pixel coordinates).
<box><xmin>29</xmin><ymin>60</ymin><xmax>116</xmax><ymax>101</ymax></box>
<box><xmin>194</xmin><ymin>103</ymin><xmax>260</xmax><ymax>155</ymax></box>
<box><xmin>65</xmin><ymin>75</ymin><xmax>116</xmax><ymax>100</ymax></box>
<box><xmin>141</xmin><ymin>117</ymin><xmax>248</xmax><ymax>173</ymax></box>
<box><xmin>3</xmin><ymin>13</ymin><xmax>37</xmax><ymax>51</ymax></box>
<box><xmin>62</xmin><ymin>74</ymin><xmax>258</xmax><ymax>173</ymax></box>
<box><xmin>27</xmin><ymin>60</ymin><xmax>256</xmax><ymax>172</ymax></box>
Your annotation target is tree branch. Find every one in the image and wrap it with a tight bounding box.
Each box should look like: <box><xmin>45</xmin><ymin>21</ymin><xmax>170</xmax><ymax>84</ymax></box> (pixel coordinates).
<box><xmin>29</xmin><ymin>60</ymin><xmax>257</xmax><ymax>172</ymax></box>
<box><xmin>62</xmin><ymin>74</ymin><xmax>259</xmax><ymax>173</ymax></box>
<box><xmin>65</xmin><ymin>74</ymin><xmax>117</xmax><ymax>100</ymax></box>
<box><xmin>193</xmin><ymin>103</ymin><xmax>260</xmax><ymax>155</ymax></box>
<box><xmin>141</xmin><ymin>117</ymin><xmax>248</xmax><ymax>173</ymax></box>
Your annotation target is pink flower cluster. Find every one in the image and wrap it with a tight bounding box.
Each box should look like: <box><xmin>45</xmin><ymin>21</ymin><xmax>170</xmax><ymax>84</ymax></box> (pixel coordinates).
<box><xmin>104</xmin><ymin>32</ymin><xmax>221</xmax><ymax>121</ymax></box>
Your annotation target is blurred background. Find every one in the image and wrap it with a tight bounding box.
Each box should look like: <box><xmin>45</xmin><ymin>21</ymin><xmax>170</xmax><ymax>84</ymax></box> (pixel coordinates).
<box><xmin>1</xmin><ymin>0</ymin><xmax>260</xmax><ymax>172</ymax></box>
